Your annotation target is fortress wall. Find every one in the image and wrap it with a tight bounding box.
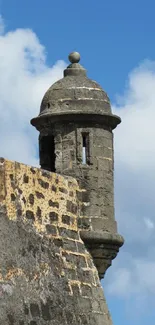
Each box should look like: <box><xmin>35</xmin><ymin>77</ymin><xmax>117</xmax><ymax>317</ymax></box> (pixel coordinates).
<box><xmin>0</xmin><ymin>158</ymin><xmax>112</xmax><ymax>325</ymax></box>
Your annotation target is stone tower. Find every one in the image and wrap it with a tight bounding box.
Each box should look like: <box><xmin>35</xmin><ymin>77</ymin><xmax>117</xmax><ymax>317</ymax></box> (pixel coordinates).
<box><xmin>0</xmin><ymin>52</ymin><xmax>124</xmax><ymax>324</ymax></box>
<box><xmin>31</xmin><ymin>52</ymin><xmax>124</xmax><ymax>279</ymax></box>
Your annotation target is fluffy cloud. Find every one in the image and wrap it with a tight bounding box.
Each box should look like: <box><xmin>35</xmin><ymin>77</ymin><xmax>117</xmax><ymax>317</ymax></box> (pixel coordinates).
<box><xmin>104</xmin><ymin>60</ymin><xmax>155</xmax><ymax>320</ymax></box>
<box><xmin>114</xmin><ymin>60</ymin><xmax>155</xmax><ymax>244</ymax></box>
<box><xmin>114</xmin><ymin>60</ymin><xmax>155</xmax><ymax>172</ymax></box>
<box><xmin>0</xmin><ymin>18</ymin><xmax>66</xmax><ymax>166</ymax></box>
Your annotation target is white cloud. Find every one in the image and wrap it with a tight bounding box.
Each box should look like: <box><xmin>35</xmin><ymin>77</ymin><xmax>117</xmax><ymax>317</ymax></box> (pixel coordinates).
<box><xmin>106</xmin><ymin>267</ymin><xmax>132</xmax><ymax>297</ymax></box>
<box><xmin>144</xmin><ymin>217</ymin><xmax>154</xmax><ymax>230</ymax></box>
<box><xmin>105</xmin><ymin>255</ymin><xmax>155</xmax><ymax>321</ymax></box>
<box><xmin>112</xmin><ymin>62</ymin><xmax>155</xmax><ymax>250</ymax></box>
<box><xmin>106</xmin><ymin>257</ymin><xmax>155</xmax><ymax>297</ymax></box>
<box><xmin>104</xmin><ymin>59</ymin><xmax>155</xmax><ymax>319</ymax></box>
<box><xmin>113</xmin><ymin>60</ymin><xmax>155</xmax><ymax>172</ymax></box>
<box><xmin>0</xmin><ymin>20</ymin><xmax>66</xmax><ymax>166</ymax></box>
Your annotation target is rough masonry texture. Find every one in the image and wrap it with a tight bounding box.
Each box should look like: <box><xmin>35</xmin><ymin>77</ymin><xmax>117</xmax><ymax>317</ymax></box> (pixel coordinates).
<box><xmin>0</xmin><ymin>158</ymin><xmax>113</xmax><ymax>324</ymax></box>
<box><xmin>0</xmin><ymin>52</ymin><xmax>124</xmax><ymax>324</ymax></box>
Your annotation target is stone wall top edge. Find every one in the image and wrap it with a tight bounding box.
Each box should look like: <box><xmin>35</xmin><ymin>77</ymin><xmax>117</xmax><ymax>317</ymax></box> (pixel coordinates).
<box><xmin>0</xmin><ymin>157</ymin><xmax>78</xmax><ymax>186</ymax></box>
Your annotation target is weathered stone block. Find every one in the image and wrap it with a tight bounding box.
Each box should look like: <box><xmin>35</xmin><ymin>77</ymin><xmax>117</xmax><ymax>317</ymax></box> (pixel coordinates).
<box><xmin>0</xmin><ymin>159</ymin><xmax>116</xmax><ymax>325</ymax></box>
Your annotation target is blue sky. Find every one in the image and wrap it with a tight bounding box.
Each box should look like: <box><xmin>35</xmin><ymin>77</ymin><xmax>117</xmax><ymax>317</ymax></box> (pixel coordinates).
<box><xmin>2</xmin><ymin>0</ymin><xmax>155</xmax><ymax>101</ymax></box>
<box><xmin>0</xmin><ymin>1</ymin><xmax>155</xmax><ymax>325</ymax></box>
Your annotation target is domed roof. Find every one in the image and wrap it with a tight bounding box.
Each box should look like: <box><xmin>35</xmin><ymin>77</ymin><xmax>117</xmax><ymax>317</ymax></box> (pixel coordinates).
<box><xmin>40</xmin><ymin>76</ymin><xmax>111</xmax><ymax>115</ymax></box>
<box><xmin>39</xmin><ymin>52</ymin><xmax>111</xmax><ymax>116</ymax></box>
<box><xmin>31</xmin><ymin>52</ymin><xmax>121</xmax><ymax>129</ymax></box>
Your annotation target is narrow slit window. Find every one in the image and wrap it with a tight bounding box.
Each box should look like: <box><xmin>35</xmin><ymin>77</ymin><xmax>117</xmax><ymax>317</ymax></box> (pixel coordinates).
<box><xmin>82</xmin><ymin>133</ymin><xmax>89</xmax><ymax>165</ymax></box>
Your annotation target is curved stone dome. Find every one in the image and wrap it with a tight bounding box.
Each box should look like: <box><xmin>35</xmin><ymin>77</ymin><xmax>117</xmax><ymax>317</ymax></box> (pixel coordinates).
<box><xmin>40</xmin><ymin>74</ymin><xmax>111</xmax><ymax>116</ymax></box>
<box><xmin>31</xmin><ymin>52</ymin><xmax>121</xmax><ymax>129</ymax></box>
<box><xmin>39</xmin><ymin>52</ymin><xmax>111</xmax><ymax>117</ymax></box>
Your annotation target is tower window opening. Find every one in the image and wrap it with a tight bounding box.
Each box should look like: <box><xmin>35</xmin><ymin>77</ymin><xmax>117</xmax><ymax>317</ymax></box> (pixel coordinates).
<box><xmin>40</xmin><ymin>136</ymin><xmax>56</xmax><ymax>172</ymax></box>
<box><xmin>82</xmin><ymin>133</ymin><xmax>90</xmax><ymax>165</ymax></box>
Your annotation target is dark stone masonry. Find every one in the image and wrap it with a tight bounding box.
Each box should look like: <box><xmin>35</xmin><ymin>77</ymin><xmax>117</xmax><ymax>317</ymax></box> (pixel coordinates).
<box><xmin>0</xmin><ymin>52</ymin><xmax>124</xmax><ymax>324</ymax></box>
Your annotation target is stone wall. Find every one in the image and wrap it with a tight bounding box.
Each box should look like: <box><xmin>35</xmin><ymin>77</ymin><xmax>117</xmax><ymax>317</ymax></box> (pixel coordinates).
<box><xmin>0</xmin><ymin>158</ymin><xmax>113</xmax><ymax>325</ymax></box>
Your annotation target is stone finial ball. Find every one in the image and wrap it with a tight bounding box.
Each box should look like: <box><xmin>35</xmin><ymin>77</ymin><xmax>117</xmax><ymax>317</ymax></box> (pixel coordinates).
<box><xmin>68</xmin><ymin>52</ymin><xmax>80</xmax><ymax>63</ymax></box>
